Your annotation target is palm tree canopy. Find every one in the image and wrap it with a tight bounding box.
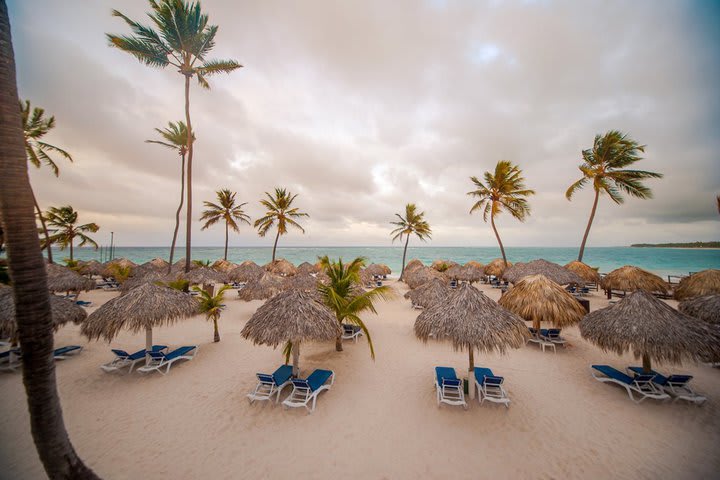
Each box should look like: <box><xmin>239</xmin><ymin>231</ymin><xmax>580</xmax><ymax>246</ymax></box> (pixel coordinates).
<box><xmin>146</xmin><ymin>120</ymin><xmax>194</xmax><ymax>155</ymax></box>
<box><xmin>468</xmin><ymin>160</ymin><xmax>535</xmax><ymax>222</ymax></box>
<box><xmin>390</xmin><ymin>203</ymin><xmax>431</xmax><ymax>242</ymax></box>
<box><xmin>565</xmin><ymin>130</ymin><xmax>662</xmax><ymax>204</ymax></box>
<box><xmin>21</xmin><ymin>100</ymin><xmax>72</xmax><ymax>176</ymax></box>
<box><xmin>253</xmin><ymin>187</ymin><xmax>309</xmax><ymax>237</ymax></box>
<box><xmin>200</xmin><ymin>188</ymin><xmax>251</xmax><ymax>232</ymax></box>
<box><xmin>194</xmin><ymin>285</ymin><xmax>229</xmax><ymax>320</ymax></box>
<box><xmin>44</xmin><ymin>206</ymin><xmax>100</xmax><ymax>250</ymax></box>
<box><xmin>107</xmin><ymin>0</ymin><xmax>241</xmax><ymax>88</ymax></box>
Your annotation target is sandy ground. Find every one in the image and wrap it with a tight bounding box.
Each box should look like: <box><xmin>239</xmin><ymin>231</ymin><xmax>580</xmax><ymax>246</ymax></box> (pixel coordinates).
<box><xmin>1</xmin><ymin>281</ymin><xmax>719</xmax><ymax>479</ymax></box>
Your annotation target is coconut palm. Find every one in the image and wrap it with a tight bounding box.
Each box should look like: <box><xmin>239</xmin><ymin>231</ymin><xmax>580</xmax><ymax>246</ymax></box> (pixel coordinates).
<box><xmin>22</xmin><ymin>100</ymin><xmax>73</xmax><ymax>264</ymax></box>
<box><xmin>566</xmin><ymin>131</ymin><xmax>663</xmax><ymax>262</ymax></box>
<box><xmin>194</xmin><ymin>285</ymin><xmax>229</xmax><ymax>342</ymax></box>
<box><xmin>200</xmin><ymin>189</ymin><xmax>250</xmax><ymax>261</ymax></box>
<box><xmin>254</xmin><ymin>188</ymin><xmax>309</xmax><ymax>263</ymax></box>
<box><xmin>317</xmin><ymin>256</ymin><xmax>392</xmax><ymax>356</ymax></box>
<box><xmin>468</xmin><ymin>161</ymin><xmax>535</xmax><ymax>266</ymax></box>
<box><xmin>390</xmin><ymin>203</ymin><xmax>432</xmax><ymax>280</ymax></box>
<box><xmin>108</xmin><ymin>0</ymin><xmax>241</xmax><ymax>273</ymax></box>
<box><xmin>0</xmin><ymin>3</ymin><xmax>98</xmax><ymax>476</ymax></box>
<box><xmin>146</xmin><ymin>121</ymin><xmax>194</xmax><ymax>270</ymax></box>
<box><xmin>44</xmin><ymin>206</ymin><xmax>99</xmax><ymax>262</ymax></box>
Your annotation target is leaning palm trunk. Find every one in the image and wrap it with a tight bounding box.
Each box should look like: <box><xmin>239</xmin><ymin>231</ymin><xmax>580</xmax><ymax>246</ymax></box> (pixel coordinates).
<box><xmin>184</xmin><ymin>74</ymin><xmax>193</xmax><ymax>274</ymax></box>
<box><xmin>224</xmin><ymin>220</ymin><xmax>229</xmax><ymax>261</ymax></box>
<box><xmin>0</xmin><ymin>4</ymin><xmax>99</xmax><ymax>476</ymax></box>
<box><xmin>168</xmin><ymin>153</ymin><xmax>185</xmax><ymax>272</ymax></box>
<box><xmin>213</xmin><ymin>316</ymin><xmax>220</xmax><ymax>342</ymax></box>
<box><xmin>577</xmin><ymin>188</ymin><xmax>600</xmax><ymax>262</ymax></box>
<box><xmin>399</xmin><ymin>235</ymin><xmax>409</xmax><ymax>280</ymax></box>
<box><xmin>271</xmin><ymin>229</ymin><xmax>280</xmax><ymax>263</ymax></box>
<box><xmin>490</xmin><ymin>214</ymin><xmax>508</xmax><ymax>266</ymax></box>
<box><xmin>31</xmin><ymin>187</ymin><xmax>53</xmax><ymax>263</ymax></box>
<box><xmin>335</xmin><ymin>333</ymin><xmax>343</xmax><ymax>352</ymax></box>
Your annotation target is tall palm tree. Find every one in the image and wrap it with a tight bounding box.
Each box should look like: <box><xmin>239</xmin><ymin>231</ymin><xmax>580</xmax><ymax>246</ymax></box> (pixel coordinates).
<box><xmin>194</xmin><ymin>285</ymin><xmax>229</xmax><ymax>342</ymax></box>
<box><xmin>390</xmin><ymin>203</ymin><xmax>432</xmax><ymax>280</ymax></box>
<box><xmin>44</xmin><ymin>206</ymin><xmax>99</xmax><ymax>262</ymax></box>
<box><xmin>317</xmin><ymin>256</ymin><xmax>392</xmax><ymax>355</ymax></box>
<box><xmin>0</xmin><ymin>2</ymin><xmax>98</xmax><ymax>476</ymax></box>
<box><xmin>200</xmin><ymin>189</ymin><xmax>250</xmax><ymax>261</ymax></box>
<box><xmin>108</xmin><ymin>0</ymin><xmax>241</xmax><ymax>273</ymax></box>
<box><xmin>22</xmin><ymin>99</ymin><xmax>73</xmax><ymax>264</ymax></box>
<box><xmin>468</xmin><ymin>161</ymin><xmax>535</xmax><ymax>266</ymax></box>
<box><xmin>566</xmin><ymin>131</ymin><xmax>662</xmax><ymax>262</ymax></box>
<box><xmin>254</xmin><ymin>188</ymin><xmax>309</xmax><ymax>263</ymax></box>
<box><xmin>146</xmin><ymin>120</ymin><xmax>194</xmax><ymax>270</ymax></box>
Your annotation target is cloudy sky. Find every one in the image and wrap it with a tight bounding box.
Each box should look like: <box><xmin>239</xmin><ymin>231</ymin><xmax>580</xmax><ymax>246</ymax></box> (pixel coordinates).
<box><xmin>7</xmin><ymin>0</ymin><xmax>720</xmax><ymax>249</ymax></box>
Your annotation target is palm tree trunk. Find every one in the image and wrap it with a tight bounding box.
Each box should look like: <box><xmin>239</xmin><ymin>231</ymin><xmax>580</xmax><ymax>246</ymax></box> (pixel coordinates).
<box><xmin>291</xmin><ymin>341</ymin><xmax>300</xmax><ymax>377</ymax></box>
<box><xmin>224</xmin><ymin>220</ymin><xmax>228</xmax><ymax>261</ymax></box>
<box><xmin>271</xmin><ymin>229</ymin><xmax>280</xmax><ymax>263</ymax></box>
<box><xmin>642</xmin><ymin>354</ymin><xmax>652</xmax><ymax>374</ymax></box>
<box><xmin>335</xmin><ymin>333</ymin><xmax>343</xmax><ymax>352</ymax></box>
<box><xmin>183</xmin><ymin>73</ymin><xmax>193</xmax><ymax>274</ymax></box>
<box><xmin>490</xmin><ymin>213</ymin><xmax>508</xmax><ymax>266</ymax></box>
<box><xmin>399</xmin><ymin>234</ymin><xmax>409</xmax><ymax>281</ymax></box>
<box><xmin>30</xmin><ymin>186</ymin><xmax>52</xmax><ymax>263</ymax></box>
<box><xmin>69</xmin><ymin>232</ymin><xmax>73</xmax><ymax>261</ymax></box>
<box><xmin>0</xmin><ymin>4</ymin><xmax>99</xmax><ymax>476</ymax></box>
<box><xmin>213</xmin><ymin>317</ymin><xmax>220</xmax><ymax>342</ymax></box>
<box><xmin>168</xmin><ymin>152</ymin><xmax>185</xmax><ymax>272</ymax></box>
<box><xmin>577</xmin><ymin>188</ymin><xmax>600</xmax><ymax>263</ymax></box>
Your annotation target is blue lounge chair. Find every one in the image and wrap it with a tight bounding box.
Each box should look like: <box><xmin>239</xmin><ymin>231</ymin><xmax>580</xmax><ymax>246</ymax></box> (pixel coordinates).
<box><xmin>434</xmin><ymin>366</ymin><xmax>467</xmax><ymax>409</ymax></box>
<box><xmin>527</xmin><ymin>327</ymin><xmax>556</xmax><ymax>353</ymax></box>
<box><xmin>53</xmin><ymin>345</ymin><xmax>83</xmax><ymax>360</ymax></box>
<box><xmin>248</xmin><ymin>365</ymin><xmax>294</xmax><ymax>404</ymax></box>
<box><xmin>101</xmin><ymin>345</ymin><xmax>168</xmax><ymax>373</ymax></box>
<box><xmin>590</xmin><ymin>365</ymin><xmax>669</xmax><ymax>403</ymax></box>
<box><xmin>540</xmin><ymin>328</ymin><xmax>567</xmax><ymax>347</ymax></box>
<box><xmin>341</xmin><ymin>324</ymin><xmax>363</xmax><ymax>343</ymax></box>
<box><xmin>136</xmin><ymin>346</ymin><xmax>198</xmax><ymax>375</ymax></box>
<box><xmin>0</xmin><ymin>349</ymin><xmax>22</xmax><ymax>372</ymax></box>
<box><xmin>474</xmin><ymin>367</ymin><xmax>510</xmax><ymax>408</ymax></box>
<box><xmin>75</xmin><ymin>300</ymin><xmax>93</xmax><ymax>307</ymax></box>
<box><xmin>282</xmin><ymin>369</ymin><xmax>334</xmax><ymax>413</ymax></box>
<box><xmin>627</xmin><ymin>367</ymin><xmax>706</xmax><ymax>405</ymax></box>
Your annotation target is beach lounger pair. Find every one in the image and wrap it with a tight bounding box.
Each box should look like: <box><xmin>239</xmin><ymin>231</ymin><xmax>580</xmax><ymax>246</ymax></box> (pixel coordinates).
<box><xmin>434</xmin><ymin>367</ymin><xmax>511</xmax><ymax>409</ymax></box>
<box><xmin>248</xmin><ymin>366</ymin><xmax>335</xmax><ymax>413</ymax></box>
<box><xmin>0</xmin><ymin>345</ymin><xmax>83</xmax><ymax>372</ymax></box>
<box><xmin>341</xmin><ymin>324</ymin><xmax>363</xmax><ymax>343</ymax></box>
<box><xmin>590</xmin><ymin>365</ymin><xmax>670</xmax><ymax>403</ymax></box>
<box><xmin>136</xmin><ymin>345</ymin><xmax>198</xmax><ymax>375</ymax></box>
<box><xmin>527</xmin><ymin>328</ymin><xmax>556</xmax><ymax>353</ymax></box>
<box><xmin>626</xmin><ymin>367</ymin><xmax>706</xmax><ymax>405</ymax></box>
<box><xmin>101</xmin><ymin>345</ymin><xmax>168</xmax><ymax>373</ymax></box>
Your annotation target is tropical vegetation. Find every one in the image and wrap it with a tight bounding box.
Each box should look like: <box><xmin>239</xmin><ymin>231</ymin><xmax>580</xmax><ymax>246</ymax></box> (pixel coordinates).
<box><xmin>390</xmin><ymin>203</ymin><xmax>432</xmax><ymax>280</ymax></box>
<box><xmin>468</xmin><ymin>161</ymin><xmax>535</xmax><ymax>266</ymax></box>
<box><xmin>200</xmin><ymin>189</ymin><xmax>251</xmax><ymax>260</ymax></box>
<box><xmin>254</xmin><ymin>188</ymin><xmax>308</xmax><ymax>263</ymax></box>
<box><xmin>43</xmin><ymin>206</ymin><xmax>100</xmax><ymax>261</ymax></box>
<box><xmin>194</xmin><ymin>285</ymin><xmax>230</xmax><ymax>342</ymax></box>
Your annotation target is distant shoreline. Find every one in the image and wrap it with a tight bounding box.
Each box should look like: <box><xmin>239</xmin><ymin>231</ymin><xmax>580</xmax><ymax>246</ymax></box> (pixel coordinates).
<box><xmin>631</xmin><ymin>242</ymin><xmax>720</xmax><ymax>249</ymax></box>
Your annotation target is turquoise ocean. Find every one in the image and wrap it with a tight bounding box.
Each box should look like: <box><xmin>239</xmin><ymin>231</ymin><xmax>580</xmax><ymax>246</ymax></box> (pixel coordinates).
<box><xmin>53</xmin><ymin>246</ymin><xmax>720</xmax><ymax>279</ymax></box>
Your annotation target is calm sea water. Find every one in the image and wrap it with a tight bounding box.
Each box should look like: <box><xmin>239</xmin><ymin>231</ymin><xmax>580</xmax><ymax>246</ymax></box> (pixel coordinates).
<box><xmin>51</xmin><ymin>246</ymin><xmax>720</xmax><ymax>279</ymax></box>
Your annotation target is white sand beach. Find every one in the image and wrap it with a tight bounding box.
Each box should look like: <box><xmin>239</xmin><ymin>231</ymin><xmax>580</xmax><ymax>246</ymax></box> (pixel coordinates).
<box><xmin>1</xmin><ymin>281</ymin><xmax>719</xmax><ymax>479</ymax></box>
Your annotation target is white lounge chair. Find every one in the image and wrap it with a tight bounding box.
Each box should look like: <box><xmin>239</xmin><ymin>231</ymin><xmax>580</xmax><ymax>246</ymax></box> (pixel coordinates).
<box><xmin>628</xmin><ymin>367</ymin><xmax>706</xmax><ymax>405</ymax></box>
<box><xmin>137</xmin><ymin>345</ymin><xmax>198</xmax><ymax>375</ymax></box>
<box><xmin>282</xmin><ymin>369</ymin><xmax>334</xmax><ymax>413</ymax></box>
<box><xmin>527</xmin><ymin>328</ymin><xmax>556</xmax><ymax>353</ymax></box>
<box><xmin>435</xmin><ymin>366</ymin><xmax>467</xmax><ymax>409</ymax></box>
<box><xmin>474</xmin><ymin>367</ymin><xmax>510</xmax><ymax>408</ymax></box>
<box><xmin>247</xmin><ymin>365</ymin><xmax>294</xmax><ymax>404</ymax></box>
<box><xmin>101</xmin><ymin>345</ymin><xmax>167</xmax><ymax>373</ymax></box>
<box><xmin>591</xmin><ymin>365</ymin><xmax>670</xmax><ymax>403</ymax></box>
<box><xmin>53</xmin><ymin>345</ymin><xmax>83</xmax><ymax>360</ymax></box>
<box><xmin>0</xmin><ymin>349</ymin><xmax>22</xmax><ymax>372</ymax></box>
<box><xmin>341</xmin><ymin>324</ymin><xmax>363</xmax><ymax>343</ymax></box>
<box><xmin>541</xmin><ymin>328</ymin><xmax>567</xmax><ymax>347</ymax></box>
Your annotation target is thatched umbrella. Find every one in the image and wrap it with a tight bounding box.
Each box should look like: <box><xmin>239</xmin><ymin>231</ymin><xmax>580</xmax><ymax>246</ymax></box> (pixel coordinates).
<box><xmin>679</xmin><ymin>294</ymin><xmax>720</xmax><ymax>324</ymax></box>
<box><xmin>284</xmin><ymin>273</ymin><xmax>320</xmax><ymax>292</ymax></box>
<box><xmin>238</xmin><ymin>273</ymin><xmax>286</xmax><ymax>301</ymax></box>
<box><xmin>0</xmin><ymin>286</ymin><xmax>87</xmax><ymax>338</ymax></box>
<box><xmin>674</xmin><ymin>269</ymin><xmax>720</xmax><ymax>301</ymax></box>
<box><xmin>484</xmin><ymin>258</ymin><xmax>511</xmax><ymax>277</ymax></box>
<box><xmin>46</xmin><ymin>263</ymin><xmax>95</xmax><ymax>293</ymax></box>
<box><xmin>265</xmin><ymin>258</ymin><xmax>297</xmax><ymax>277</ymax></box>
<box><xmin>227</xmin><ymin>261</ymin><xmax>264</xmax><ymax>283</ymax></box>
<box><xmin>504</xmin><ymin>259</ymin><xmax>584</xmax><ymax>285</ymax></box>
<box><xmin>170</xmin><ymin>258</ymin><xmax>199</xmax><ymax>275</ymax></box>
<box><xmin>404</xmin><ymin>259</ymin><xmax>424</xmax><ymax>275</ymax></box>
<box><xmin>120</xmin><ymin>270</ymin><xmax>168</xmax><ymax>295</ymax></box>
<box><xmin>211</xmin><ymin>259</ymin><xmax>236</xmax><ymax>273</ymax></box>
<box><xmin>78</xmin><ymin>259</ymin><xmax>104</xmax><ymax>276</ymax></box>
<box><xmin>102</xmin><ymin>258</ymin><xmax>137</xmax><ymax>277</ymax></box>
<box><xmin>462</xmin><ymin>262</ymin><xmax>485</xmax><ymax>282</ymax></box>
<box><xmin>241</xmin><ymin>289</ymin><xmax>341</xmax><ymax>375</ymax></box>
<box><xmin>405</xmin><ymin>266</ymin><xmax>446</xmax><ymax>289</ymax></box>
<box><xmin>404</xmin><ymin>278</ymin><xmax>451</xmax><ymax>308</ymax></box>
<box><xmin>296</xmin><ymin>261</ymin><xmax>320</xmax><ymax>275</ymax></box>
<box><xmin>600</xmin><ymin>265</ymin><xmax>668</xmax><ymax>296</ymax></box>
<box><xmin>431</xmin><ymin>259</ymin><xmax>458</xmax><ymax>272</ymax></box>
<box><xmin>82</xmin><ymin>283</ymin><xmax>198</xmax><ymax>356</ymax></box>
<box><xmin>379</xmin><ymin>264</ymin><xmax>391</xmax><ymax>276</ymax></box>
<box><xmin>364</xmin><ymin>264</ymin><xmax>386</xmax><ymax>277</ymax></box>
<box><xmin>498</xmin><ymin>274</ymin><xmax>586</xmax><ymax>331</ymax></box>
<box><xmin>564</xmin><ymin>261</ymin><xmax>600</xmax><ymax>284</ymax></box>
<box><xmin>180</xmin><ymin>267</ymin><xmax>227</xmax><ymax>285</ymax></box>
<box><xmin>444</xmin><ymin>264</ymin><xmax>464</xmax><ymax>281</ymax></box>
<box><xmin>580</xmin><ymin>290</ymin><xmax>720</xmax><ymax>373</ymax></box>
<box><xmin>414</xmin><ymin>283</ymin><xmax>528</xmax><ymax>399</ymax></box>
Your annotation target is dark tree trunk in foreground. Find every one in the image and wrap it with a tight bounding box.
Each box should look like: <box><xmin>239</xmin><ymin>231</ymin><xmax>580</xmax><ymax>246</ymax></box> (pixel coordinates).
<box><xmin>168</xmin><ymin>153</ymin><xmax>185</xmax><ymax>272</ymax></box>
<box><xmin>577</xmin><ymin>188</ymin><xmax>600</xmax><ymax>263</ymax></box>
<box><xmin>0</xmin><ymin>3</ymin><xmax>99</xmax><ymax>477</ymax></box>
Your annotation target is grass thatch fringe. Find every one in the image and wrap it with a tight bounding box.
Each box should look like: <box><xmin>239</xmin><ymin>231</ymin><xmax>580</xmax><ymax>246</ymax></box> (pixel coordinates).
<box><xmin>264</xmin><ymin>258</ymin><xmax>297</xmax><ymax>276</ymax></box>
<box><xmin>564</xmin><ymin>261</ymin><xmax>600</xmax><ymax>283</ymax></box>
<box><xmin>679</xmin><ymin>294</ymin><xmax>720</xmax><ymax>324</ymax></box>
<box><xmin>600</xmin><ymin>265</ymin><xmax>668</xmax><ymax>294</ymax></box>
<box><xmin>0</xmin><ymin>286</ymin><xmax>87</xmax><ymax>337</ymax></box>
<box><xmin>504</xmin><ymin>259</ymin><xmax>584</xmax><ymax>285</ymax></box>
<box><xmin>46</xmin><ymin>263</ymin><xmax>95</xmax><ymax>292</ymax></box>
<box><xmin>238</xmin><ymin>273</ymin><xmax>286</xmax><ymax>301</ymax></box>
<box><xmin>674</xmin><ymin>269</ymin><xmax>720</xmax><ymax>301</ymax></box>
<box><xmin>404</xmin><ymin>266</ymin><xmax>447</xmax><ymax>289</ymax></box>
<box><xmin>404</xmin><ymin>278</ymin><xmax>451</xmax><ymax>308</ymax></box>
<box><xmin>484</xmin><ymin>258</ymin><xmax>511</xmax><ymax>277</ymax></box>
<box><xmin>227</xmin><ymin>261</ymin><xmax>264</xmax><ymax>282</ymax></box>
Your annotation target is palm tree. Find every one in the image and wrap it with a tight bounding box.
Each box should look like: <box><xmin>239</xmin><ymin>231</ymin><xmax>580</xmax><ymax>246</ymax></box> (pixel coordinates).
<box><xmin>108</xmin><ymin>0</ymin><xmax>241</xmax><ymax>273</ymax></box>
<box><xmin>390</xmin><ymin>203</ymin><xmax>431</xmax><ymax>280</ymax></box>
<box><xmin>200</xmin><ymin>189</ymin><xmax>250</xmax><ymax>261</ymax></box>
<box><xmin>317</xmin><ymin>256</ymin><xmax>392</xmax><ymax>355</ymax></box>
<box><xmin>146</xmin><ymin>121</ymin><xmax>194</xmax><ymax>270</ymax></box>
<box><xmin>194</xmin><ymin>285</ymin><xmax>230</xmax><ymax>342</ymax></box>
<box><xmin>22</xmin><ymin>99</ymin><xmax>73</xmax><ymax>264</ymax></box>
<box><xmin>566</xmin><ymin>131</ymin><xmax>663</xmax><ymax>262</ymax></box>
<box><xmin>0</xmin><ymin>2</ymin><xmax>98</xmax><ymax>476</ymax></box>
<box><xmin>254</xmin><ymin>188</ymin><xmax>309</xmax><ymax>263</ymax></box>
<box><xmin>468</xmin><ymin>161</ymin><xmax>535</xmax><ymax>266</ymax></box>
<box><xmin>44</xmin><ymin>206</ymin><xmax>99</xmax><ymax>262</ymax></box>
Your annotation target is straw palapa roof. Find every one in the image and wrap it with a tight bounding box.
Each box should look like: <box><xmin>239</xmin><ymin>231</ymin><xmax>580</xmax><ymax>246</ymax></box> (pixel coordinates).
<box><xmin>673</xmin><ymin>269</ymin><xmax>720</xmax><ymax>301</ymax></box>
<box><xmin>82</xmin><ymin>283</ymin><xmax>199</xmax><ymax>342</ymax></box>
<box><xmin>504</xmin><ymin>259</ymin><xmax>584</xmax><ymax>285</ymax></box>
<box><xmin>170</xmin><ymin>258</ymin><xmax>199</xmax><ymax>275</ymax></box>
<box><xmin>211</xmin><ymin>259</ymin><xmax>236</xmax><ymax>273</ymax></box>
<box><xmin>414</xmin><ymin>283</ymin><xmax>528</xmax><ymax>354</ymax></box>
<box><xmin>404</xmin><ymin>266</ymin><xmax>446</xmax><ymax>289</ymax></box>
<box><xmin>498</xmin><ymin>274</ymin><xmax>586</xmax><ymax>329</ymax></box>
<box><xmin>46</xmin><ymin>263</ymin><xmax>96</xmax><ymax>292</ymax></box>
<box><xmin>0</xmin><ymin>286</ymin><xmax>87</xmax><ymax>337</ymax></box>
<box><xmin>431</xmin><ymin>259</ymin><xmax>458</xmax><ymax>272</ymax></box>
<box><xmin>238</xmin><ymin>273</ymin><xmax>286</xmax><ymax>301</ymax></box>
<box><xmin>443</xmin><ymin>264</ymin><xmax>464</xmax><ymax>280</ymax></box>
<box><xmin>78</xmin><ymin>260</ymin><xmax>104</xmax><ymax>276</ymax></box>
<box><xmin>600</xmin><ymin>265</ymin><xmax>668</xmax><ymax>294</ymax></box>
<box><xmin>364</xmin><ymin>264</ymin><xmax>387</xmax><ymax>277</ymax></box>
<box><xmin>679</xmin><ymin>294</ymin><xmax>720</xmax><ymax>324</ymax></box>
<box><xmin>241</xmin><ymin>289</ymin><xmax>341</xmax><ymax>347</ymax></box>
<box><xmin>461</xmin><ymin>262</ymin><xmax>485</xmax><ymax>282</ymax></box>
<box><xmin>120</xmin><ymin>270</ymin><xmax>169</xmax><ymax>295</ymax></box>
<box><xmin>102</xmin><ymin>258</ymin><xmax>136</xmax><ymax>277</ymax></box>
<box><xmin>296</xmin><ymin>262</ymin><xmax>321</xmax><ymax>275</ymax></box>
<box><xmin>579</xmin><ymin>290</ymin><xmax>720</xmax><ymax>365</ymax></box>
<box><xmin>484</xmin><ymin>258</ymin><xmax>511</xmax><ymax>277</ymax></box>
<box><xmin>404</xmin><ymin>278</ymin><xmax>451</xmax><ymax>308</ymax></box>
<box><xmin>227</xmin><ymin>261</ymin><xmax>264</xmax><ymax>282</ymax></box>
<box><xmin>564</xmin><ymin>261</ymin><xmax>601</xmax><ymax>284</ymax></box>
<box><xmin>283</xmin><ymin>273</ymin><xmax>321</xmax><ymax>292</ymax></box>
<box><xmin>264</xmin><ymin>258</ymin><xmax>297</xmax><ymax>276</ymax></box>
<box><xmin>403</xmin><ymin>259</ymin><xmax>424</xmax><ymax>274</ymax></box>
<box><xmin>180</xmin><ymin>267</ymin><xmax>227</xmax><ymax>285</ymax></box>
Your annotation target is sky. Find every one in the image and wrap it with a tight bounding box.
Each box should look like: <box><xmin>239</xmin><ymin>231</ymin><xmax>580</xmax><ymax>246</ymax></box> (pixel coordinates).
<box><xmin>7</xmin><ymin>0</ymin><xmax>720</xmax><ymax>249</ymax></box>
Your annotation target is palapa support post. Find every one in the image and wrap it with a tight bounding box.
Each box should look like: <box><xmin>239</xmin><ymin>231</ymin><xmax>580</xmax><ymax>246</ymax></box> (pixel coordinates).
<box><xmin>145</xmin><ymin>327</ymin><xmax>153</xmax><ymax>364</ymax></box>
<box><xmin>468</xmin><ymin>347</ymin><xmax>475</xmax><ymax>400</ymax></box>
<box><xmin>292</xmin><ymin>341</ymin><xmax>300</xmax><ymax>377</ymax></box>
<box><xmin>642</xmin><ymin>354</ymin><xmax>652</xmax><ymax>374</ymax></box>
